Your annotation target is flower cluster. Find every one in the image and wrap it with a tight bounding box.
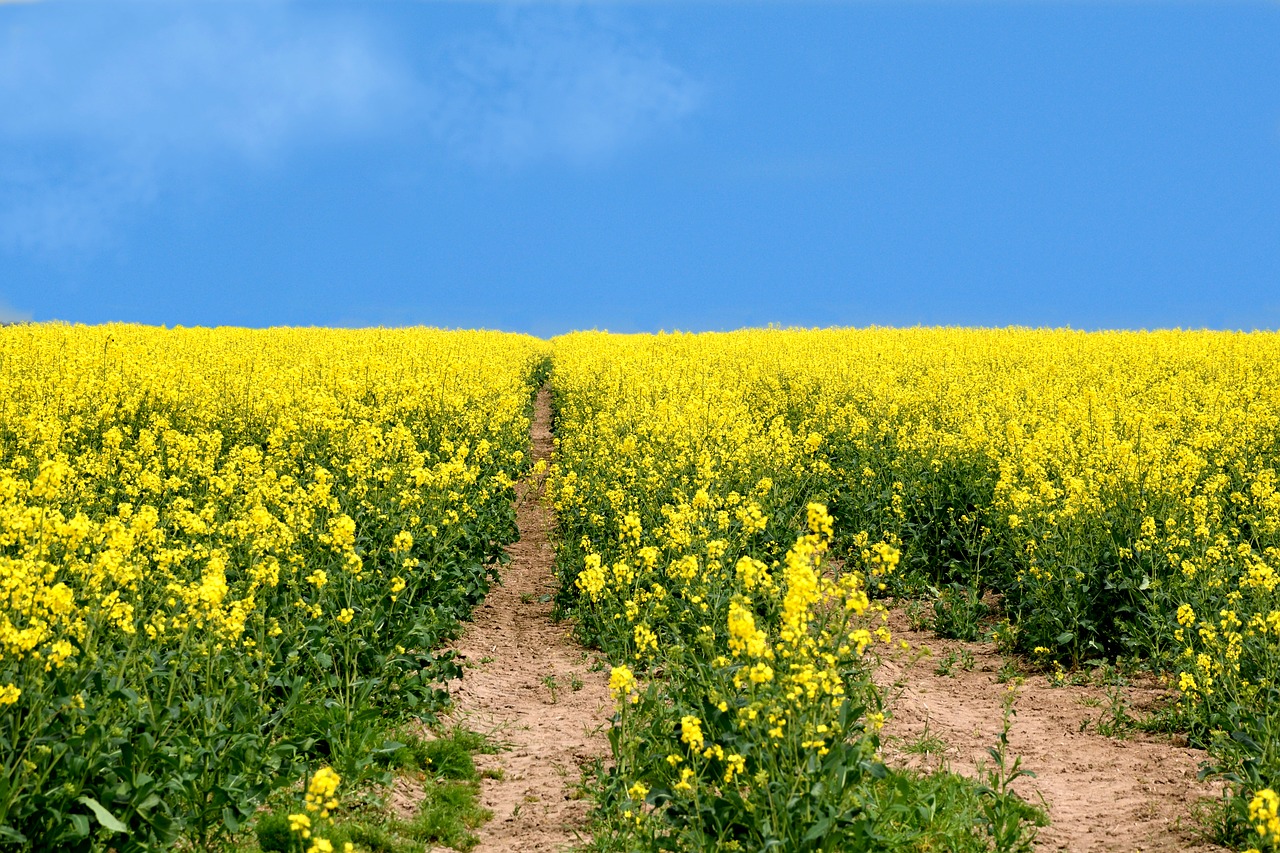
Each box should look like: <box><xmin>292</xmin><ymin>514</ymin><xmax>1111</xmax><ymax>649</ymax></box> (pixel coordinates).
<box><xmin>1251</xmin><ymin>788</ymin><xmax>1280</xmax><ymax>849</ymax></box>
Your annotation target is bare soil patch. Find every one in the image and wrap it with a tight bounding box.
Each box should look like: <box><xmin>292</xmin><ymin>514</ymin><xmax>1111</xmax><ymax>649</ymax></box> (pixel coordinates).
<box><xmin>443</xmin><ymin>387</ymin><xmax>611</xmax><ymax>853</ymax></box>
<box><xmin>877</xmin><ymin>609</ymin><xmax>1227</xmax><ymax>852</ymax></box>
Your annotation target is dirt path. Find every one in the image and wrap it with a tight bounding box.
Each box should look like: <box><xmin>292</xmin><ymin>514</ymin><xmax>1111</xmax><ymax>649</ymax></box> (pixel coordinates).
<box><xmin>445</xmin><ymin>387</ymin><xmax>611</xmax><ymax>853</ymax></box>
<box><xmin>877</xmin><ymin>610</ymin><xmax>1226</xmax><ymax>852</ymax></box>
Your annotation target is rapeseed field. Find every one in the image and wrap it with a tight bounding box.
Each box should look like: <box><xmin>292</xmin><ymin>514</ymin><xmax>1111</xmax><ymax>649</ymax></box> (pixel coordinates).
<box><xmin>4</xmin><ymin>325</ymin><xmax>1278</xmax><ymax>851</ymax></box>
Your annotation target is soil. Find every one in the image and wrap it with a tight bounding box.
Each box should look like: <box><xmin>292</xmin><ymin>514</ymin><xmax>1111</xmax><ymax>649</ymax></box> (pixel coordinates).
<box><xmin>443</xmin><ymin>387</ymin><xmax>612</xmax><ymax>853</ymax></box>
<box><xmin>877</xmin><ymin>609</ymin><xmax>1229</xmax><ymax>852</ymax></box>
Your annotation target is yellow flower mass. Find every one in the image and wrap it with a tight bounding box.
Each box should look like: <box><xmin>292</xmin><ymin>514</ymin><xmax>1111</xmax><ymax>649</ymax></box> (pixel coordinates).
<box><xmin>6</xmin><ymin>324</ymin><xmax>1280</xmax><ymax>849</ymax></box>
<box><xmin>546</xmin><ymin>328</ymin><xmax>1280</xmax><ymax>850</ymax></box>
<box><xmin>0</xmin><ymin>324</ymin><xmax>548</xmax><ymax>846</ymax></box>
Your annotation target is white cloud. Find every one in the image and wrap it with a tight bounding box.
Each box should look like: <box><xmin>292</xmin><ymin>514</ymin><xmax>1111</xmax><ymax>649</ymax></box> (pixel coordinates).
<box><xmin>1</xmin><ymin>11</ymin><xmax>406</xmax><ymax>154</ymax></box>
<box><xmin>424</xmin><ymin>13</ymin><xmax>704</xmax><ymax>168</ymax></box>
<box><xmin>0</xmin><ymin>6</ymin><xmax>410</xmax><ymax>251</ymax></box>
<box><xmin>0</xmin><ymin>5</ymin><xmax>704</xmax><ymax>252</ymax></box>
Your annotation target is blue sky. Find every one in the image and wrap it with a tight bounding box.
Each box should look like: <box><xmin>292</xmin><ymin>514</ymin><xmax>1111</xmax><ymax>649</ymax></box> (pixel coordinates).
<box><xmin>1</xmin><ymin>1</ymin><xmax>1277</xmax><ymax>335</ymax></box>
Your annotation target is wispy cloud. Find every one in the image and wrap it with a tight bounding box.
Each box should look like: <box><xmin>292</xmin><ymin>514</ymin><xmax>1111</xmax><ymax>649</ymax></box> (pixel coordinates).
<box><xmin>0</xmin><ymin>6</ymin><xmax>409</xmax><ymax>251</ymax></box>
<box><xmin>0</xmin><ymin>157</ymin><xmax>155</xmax><ymax>253</ymax></box>
<box><xmin>0</xmin><ymin>5</ymin><xmax>704</xmax><ymax>253</ymax></box>
<box><xmin>425</xmin><ymin>12</ymin><xmax>704</xmax><ymax>168</ymax></box>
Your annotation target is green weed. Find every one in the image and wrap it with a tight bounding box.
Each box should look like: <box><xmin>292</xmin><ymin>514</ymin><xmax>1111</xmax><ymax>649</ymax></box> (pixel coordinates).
<box><xmin>933</xmin><ymin>648</ymin><xmax>976</xmax><ymax>678</ymax></box>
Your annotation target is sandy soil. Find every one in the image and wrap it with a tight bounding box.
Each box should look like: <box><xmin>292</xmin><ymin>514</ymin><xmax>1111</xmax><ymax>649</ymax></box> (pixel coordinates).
<box><xmin>877</xmin><ymin>609</ymin><xmax>1227</xmax><ymax>852</ymax></box>
<box><xmin>444</xmin><ymin>387</ymin><xmax>611</xmax><ymax>853</ymax></box>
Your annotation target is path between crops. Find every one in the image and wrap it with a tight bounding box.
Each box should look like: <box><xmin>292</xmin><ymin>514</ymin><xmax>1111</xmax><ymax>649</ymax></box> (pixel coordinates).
<box><xmin>878</xmin><ymin>610</ymin><xmax>1228</xmax><ymax>853</ymax></box>
<box><xmin>444</xmin><ymin>386</ymin><xmax>611</xmax><ymax>853</ymax></box>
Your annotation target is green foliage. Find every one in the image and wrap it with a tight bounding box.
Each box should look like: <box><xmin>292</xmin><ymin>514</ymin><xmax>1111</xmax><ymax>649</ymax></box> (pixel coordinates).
<box><xmin>239</xmin><ymin>724</ymin><xmax>495</xmax><ymax>853</ymax></box>
<box><xmin>402</xmin><ymin>780</ymin><xmax>490</xmax><ymax>852</ymax></box>
<box><xmin>975</xmin><ymin>689</ymin><xmax>1045</xmax><ymax>853</ymax></box>
<box><xmin>931</xmin><ymin>583</ymin><xmax>988</xmax><ymax>642</ymax></box>
<box><xmin>246</xmin><ymin>780</ymin><xmax>491</xmax><ymax>853</ymax></box>
<box><xmin>897</xmin><ymin>722</ymin><xmax>947</xmax><ymax>762</ymax></box>
<box><xmin>254</xmin><ymin>813</ymin><xmax>295</xmax><ymax>853</ymax></box>
<box><xmin>1091</xmin><ymin>687</ymin><xmax>1136</xmax><ymax>739</ymax></box>
<box><xmin>933</xmin><ymin>648</ymin><xmax>976</xmax><ymax>678</ymax></box>
<box><xmin>385</xmin><ymin>728</ymin><xmax>485</xmax><ymax>782</ymax></box>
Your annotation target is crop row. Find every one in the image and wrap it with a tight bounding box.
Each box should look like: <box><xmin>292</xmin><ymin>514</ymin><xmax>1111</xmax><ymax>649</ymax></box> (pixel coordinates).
<box><xmin>549</xmin><ymin>331</ymin><xmax>1043</xmax><ymax>851</ymax></box>
<box><xmin>0</xmin><ymin>325</ymin><xmax>549</xmax><ymax>849</ymax></box>
<box><xmin>549</xmin><ymin>328</ymin><xmax>1280</xmax><ymax>851</ymax></box>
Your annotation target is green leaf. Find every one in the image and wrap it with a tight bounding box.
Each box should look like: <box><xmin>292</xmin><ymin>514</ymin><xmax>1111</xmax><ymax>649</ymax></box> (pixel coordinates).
<box><xmin>802</xmin><ymin>816</ymin><xmax>833</xmax><ymax>842</ymax></box>
<box><xmin>1230</xmin><ymin>730</ymin><xmax>1261</xmax><ymax>752</ymax></box>
<box><xmin>0</xmin><ymin>825</ymin><xmax>29</xmax><ymax>843</ymax></box>
<box><xmin>68</xmin><ymin>814</ymin><xmax>91</xmax><ymax>838</ymax></box>
<box><xmin>1055</xmin><ymin>631</ymin><xmax>1074</xmax><ymax>645</ymax></box>
<box><xmin>77</xmin><ymin>796</ymin><xmax>128</xmax><ymax>834</ymax></box>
